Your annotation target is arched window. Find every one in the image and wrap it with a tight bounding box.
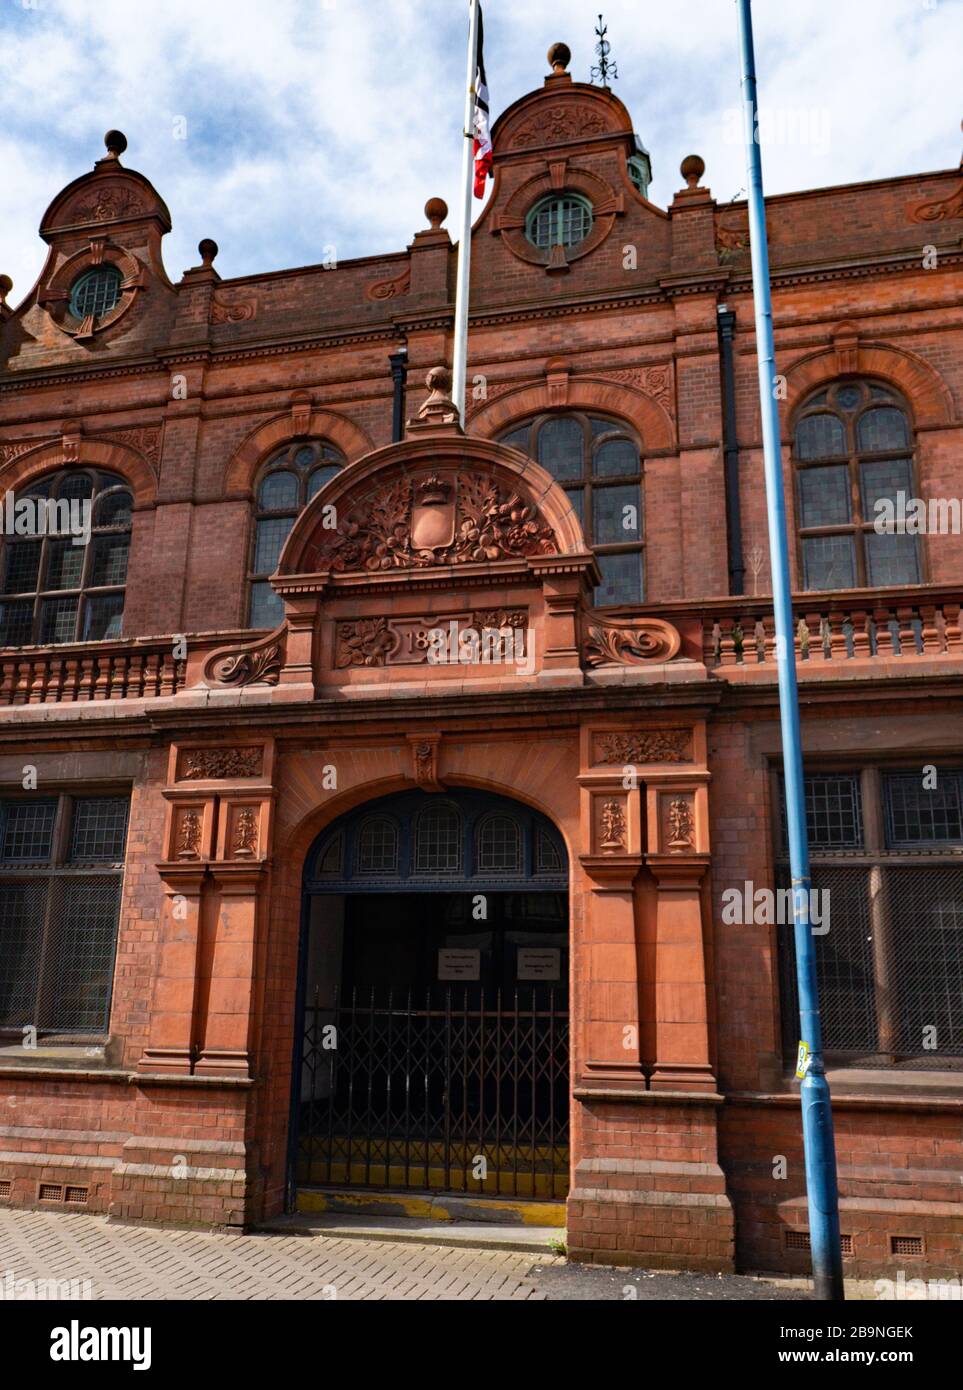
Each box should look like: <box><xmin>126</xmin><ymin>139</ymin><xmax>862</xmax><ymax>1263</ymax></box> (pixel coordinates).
<box><xmin>414</xmin><ymin>801</ymin><xmax>463</xmax><ymax>873</ymax></box>
<box><xmin>0</xmin><ymin>469</ymin><xmax>132</xmax><ymax>647</ymax></box>
<box><xmin>476</xmin><ymin>813</ymin><xmax>522</xmax><ymax>873</ymax></box>
<box><xmin>356</xmin><ymin>817</ymin><xmax>399</xmax><ymax>875</ymax></box>
<box><xmin>793</xmin><ymin>381</ymin><xmax>921</xmax><ymax>591</ymax></box>
<box><xmin>69</xmin><ymin>267</ymin><xmax>123</xmax><ymax>322</ymax></box>
<box><xmin>248</xmin><ymin>441</ymin><xmax>344</xmax><ymax>627</ymax></box>
<box><xmin>526</xmin><ymin>195</ymin><xmax>593</xmax><ymax>250</ymax></box>
<box><xmin>499</xmin><ymin>413</ymin><xmax>643</xmax><ymax>605</ymax></box>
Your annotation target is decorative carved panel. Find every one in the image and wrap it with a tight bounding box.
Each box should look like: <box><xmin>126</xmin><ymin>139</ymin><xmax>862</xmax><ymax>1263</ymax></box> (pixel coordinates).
<box><xmin>365</xmin><ymin>266</ymin><xmax>411</xmax><ymax>301</ymax></box>
<box><xmin>104</xmin><ymin>425</ymin><xmax>161</xmax><ymax>470</ymax></box>
<box><xmin>313</xmin><ymin>472</ymin><xmax>557</xmax><ymax>573</ymax></box>
<box><xmin>203</xmin><ymin>628</ymin><xmax>283</xmax><ymax>687</ymax></box>
<box><xmin>210</xmin><ymin>294</ymin><xmax>257</xmax><ymax>324</ymax></box>
<box><xmin>508</xmin><ymin>104</ymin><xmax>610</xmax><ymax>149</ymax></box>
<box><xmin>335</xmin><ymin>608</ymin><xmax>529</xmax><ymax>668</ymax></box>
<box><xmin>593</xmin><ymin>729</ymin><xmax>692</xmax><ymax>765</ymax></box>
<box><xmin>908</xmin><ymin>183</ymin><xmax>963</xmax><ymax>223</ymax></box>
<box><xmin>584</xmin><ymin>615</ymin><xmax>681</xmax><ymax>666</ymax></box>
<box><xmin>602</xmin><ymin>364</ymin><xmax>673</xmax><ymax>416</ymax></box>
<box><xmin>179</xmin><ymin>748</ymin><xmax>263</xmax><ymax>780</ymax></box>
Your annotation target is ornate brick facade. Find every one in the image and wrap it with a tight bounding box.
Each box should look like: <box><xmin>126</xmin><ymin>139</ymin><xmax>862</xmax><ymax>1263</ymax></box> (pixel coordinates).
<box><xmin>1</xmin><ymin>50</ymin><xmax>961</xmax><ymax>1278</ymax></box>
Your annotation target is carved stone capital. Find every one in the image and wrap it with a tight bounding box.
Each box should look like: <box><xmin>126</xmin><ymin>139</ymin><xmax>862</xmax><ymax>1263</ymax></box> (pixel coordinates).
<box><xmin>579</xmin><ymin>852</ymin><xmax>643</xmax><ymax>891</ymax></box>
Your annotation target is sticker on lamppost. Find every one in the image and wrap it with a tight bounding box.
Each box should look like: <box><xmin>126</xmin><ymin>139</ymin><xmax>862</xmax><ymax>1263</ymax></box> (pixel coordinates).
<box><xmin>795</xmin><ymin>1041</ymin><xmax>813</xmax><ymax>1079</ymax></box>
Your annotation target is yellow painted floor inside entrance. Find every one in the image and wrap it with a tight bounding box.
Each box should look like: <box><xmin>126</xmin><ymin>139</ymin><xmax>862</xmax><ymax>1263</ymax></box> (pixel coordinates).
<box><xmin>296</xmin><ymin>1185</ymin><xmax>567</xmax><ymax>1228</ymax></box>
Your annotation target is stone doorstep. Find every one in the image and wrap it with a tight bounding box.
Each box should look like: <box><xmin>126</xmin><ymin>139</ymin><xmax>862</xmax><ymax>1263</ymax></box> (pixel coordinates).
<box><xmin>259</xmin><ymin>1210</ymin><xmax>563</xmax><ymax>1255</ymax></box>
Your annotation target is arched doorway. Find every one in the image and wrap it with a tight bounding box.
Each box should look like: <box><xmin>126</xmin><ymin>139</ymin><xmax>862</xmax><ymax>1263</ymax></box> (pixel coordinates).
<box><xmin>289</xmin><ymin>788</ymin><xmax>570</xmax><ymax>1207</ymax></box>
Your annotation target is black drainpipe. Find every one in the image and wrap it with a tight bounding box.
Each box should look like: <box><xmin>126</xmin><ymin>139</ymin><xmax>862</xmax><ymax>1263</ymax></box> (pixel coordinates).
<box><xmin>389</xmin><ymin>346</ymin><xmax>408</xmax><ymax>442</ymax></box>
<box><xmin>717</xmin><ymin>306</ymin><xmax>745</xmax><ymax>595</ymax></box>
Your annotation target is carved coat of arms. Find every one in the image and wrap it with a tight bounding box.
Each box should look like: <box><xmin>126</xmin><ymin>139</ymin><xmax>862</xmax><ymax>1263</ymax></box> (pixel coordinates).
<box><xmin>315</xmin><ymin>471</ymin><xmax>557</xmax><ymax>573</ymax></box>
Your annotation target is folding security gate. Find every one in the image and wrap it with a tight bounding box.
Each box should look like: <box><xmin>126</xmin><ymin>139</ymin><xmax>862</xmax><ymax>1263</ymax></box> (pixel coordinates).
<box><xmin>296</xmin><ymin>985</ymin><xmax>569</xmax><ymax>1197</ymax></box>
<box><xmin>288</xmin><ymin>788</ymin><xmax>571</xmax><ymax>1203</ymax></box>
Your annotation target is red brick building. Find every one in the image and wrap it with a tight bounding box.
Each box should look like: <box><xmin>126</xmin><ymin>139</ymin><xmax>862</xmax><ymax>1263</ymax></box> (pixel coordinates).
<box><xmin>1</xmin><ymin>46</ymin><xmax>961</xmax><ymax>1279</ymax></box>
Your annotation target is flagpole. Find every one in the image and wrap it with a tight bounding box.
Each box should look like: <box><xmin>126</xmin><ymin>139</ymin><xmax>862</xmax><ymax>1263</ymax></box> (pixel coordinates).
<box><xmin>452</xmin><ymin>0</ymin><xmax>480</xmax><ymax>424</ymax></box>
<box><xmin>735</xmin><ymin>0</ymin><xmax>844</xmax><ymax>1301</ymax></box>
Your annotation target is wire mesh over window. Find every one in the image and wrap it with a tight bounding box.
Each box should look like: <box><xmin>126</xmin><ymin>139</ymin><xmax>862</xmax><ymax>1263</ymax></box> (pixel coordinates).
<box><xmin>0</xmin><ymin>794</ymin><xmax>129</xmax><ymax>1035</ymax></box>
<box><xmin>356</xmin><ymin>817</ymin><xmax>399</xmax><ymax>874</ymax></box>
<box><xmin>777</xmin><ymin>767</ymin><xmax>963</xmax><ymax>1068</ymax></box>
<box><xmin>413</xmin><ymin>803</ymin><xmax>462</xmax><ymax>873</ymax></box>
<box><xmin>476</xmin><ymin>814</ymin><xmax>522</xmax><ymax>873</ymax></box>
<box><xmin>885</xmin><ymin>772</ymin><xmax>963</xmax><ymax>847</ymax></box>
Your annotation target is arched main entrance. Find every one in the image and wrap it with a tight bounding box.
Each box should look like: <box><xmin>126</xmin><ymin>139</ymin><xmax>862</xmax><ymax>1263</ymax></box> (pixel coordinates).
<box><xmin>289</xmin><ymin>788</ymin><xmax>570</xmax><ymax>1206</ymax></box>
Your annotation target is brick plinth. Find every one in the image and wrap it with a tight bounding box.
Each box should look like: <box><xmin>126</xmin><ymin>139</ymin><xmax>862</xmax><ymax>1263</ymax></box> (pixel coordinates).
<box><xmin>567</xmin><ymin>1096</ymin><xmax>735</xmax><ymax>1270</ymax></box>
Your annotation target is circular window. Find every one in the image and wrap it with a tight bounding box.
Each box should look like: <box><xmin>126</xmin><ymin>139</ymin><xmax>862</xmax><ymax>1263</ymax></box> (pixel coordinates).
<box><xmin>69</xmin><ymin>267</ymin><xmax>123</xmax><ymax>321</ymax></box>
<box><xmin>526</xmin><ymin>195</ymin><xmax>593</xmax><ymax>250</ymax></box>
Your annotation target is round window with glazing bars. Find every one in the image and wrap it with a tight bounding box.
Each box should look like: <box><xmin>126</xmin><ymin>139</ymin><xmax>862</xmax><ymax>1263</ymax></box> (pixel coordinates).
<box><xmin>526</xmin><ymin>194</ymin><xmax>593</xmax><ymax>250</ymax></box>
<box><xmin>69</xmin><ymin>267</ymin><xmax>123</xmax><ymax>321</ymax></box>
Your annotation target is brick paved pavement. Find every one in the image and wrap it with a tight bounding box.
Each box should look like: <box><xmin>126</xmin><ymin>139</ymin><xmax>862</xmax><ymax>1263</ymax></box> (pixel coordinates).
<box><xmin>0</xmin><ymin>1209</ymin><xmax>554</xmax><ymax>1301</ymax></box>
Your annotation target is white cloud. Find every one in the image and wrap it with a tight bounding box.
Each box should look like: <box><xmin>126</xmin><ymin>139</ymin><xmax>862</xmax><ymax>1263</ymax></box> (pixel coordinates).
<box><xmin>1</xmin><ymin>0</ymin><xmax>960</xmax><ymax>304</ymax></box>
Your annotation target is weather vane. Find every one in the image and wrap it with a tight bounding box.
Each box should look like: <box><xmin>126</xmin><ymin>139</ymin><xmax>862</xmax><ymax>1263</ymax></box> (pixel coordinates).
<box><xmin>590</xmin><ymin>14</ymin><xmax>617</xmax><ymax>87</ymax></box>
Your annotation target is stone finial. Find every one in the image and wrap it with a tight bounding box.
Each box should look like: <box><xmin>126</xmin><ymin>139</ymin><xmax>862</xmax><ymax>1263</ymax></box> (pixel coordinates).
<box><xmin>547</xmin><ymin>42</ymin><xmax>571</xmax><ymax>73</ymax></box>
<box><xmin>0</xmin><ymin>274</ymin><xmax>12</xmax><ymax>307</ymax></box>
<box><xmin>406</xmin><ymin>365</ymin><xmax>462</xmax><ymax>435</ymax></box>
<box><xmin>198</xmin><ymin>238</ymin><xmax>219</xmax><ymax>267</ymax></box>
<box><xmin>680</xmin><ymin>154</ymin><xmax>706</xmax><ymax>189</ymax></box>
<box><xmin>418</xmin><ymin>366</ymin><xmax>458</xmax><ymax>422</ymax></box>
<box><xmin>103</xmin><ymin>129</ymin><xmax>128</xmax><ymax>161</ymax></box>
<box><xmin>424</xmin><ymin>198</ymin><xmax>448</xmax><ymax>229</ymax></box>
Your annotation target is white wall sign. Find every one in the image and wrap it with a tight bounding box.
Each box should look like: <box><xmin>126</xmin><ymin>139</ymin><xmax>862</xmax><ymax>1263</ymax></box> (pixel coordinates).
<box><xmin>438</xmin><ymin>948</ymin><xmax>481</xmax><ymax>981</ymax></box>
<box><xmin>517</xmin><ymin>947</ymin><xmax>561</xmax><ymax>981</ymax></box>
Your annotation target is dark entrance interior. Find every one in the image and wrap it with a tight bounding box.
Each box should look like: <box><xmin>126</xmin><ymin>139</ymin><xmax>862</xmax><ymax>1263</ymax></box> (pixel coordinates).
<box><xmin>291</xmin><ymin>790</ymin><xmax>570</xmax><ymax>1201</ymax></box>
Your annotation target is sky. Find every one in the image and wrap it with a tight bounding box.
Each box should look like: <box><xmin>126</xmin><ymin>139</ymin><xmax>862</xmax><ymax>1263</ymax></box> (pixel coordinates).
<box><xmin>1</xmin><ymin>0</ymin><xmax>961</xmax><ymax>301</ymax></box>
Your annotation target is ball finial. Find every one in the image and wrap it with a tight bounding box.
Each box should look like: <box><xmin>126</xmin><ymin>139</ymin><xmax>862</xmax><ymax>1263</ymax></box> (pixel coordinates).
<box><xmin>198</xmin><ymin>238</ymin><xmax>219</xmax><ymax>267</ymax></box>
<box><xmin>103</xmin><ymin>130</ymin><xmax>128</xmax><ymax>159</ymax></box>
<box><xmin>680</xmin><ymin>154</ymin><xmax>706</xmax><ymax>189</ymax></box>
<box><xmin>547</xmin><ymin>43</ymin><xmax>571</xmax><ymax>74</ymax></box>
<box><xmin>0</xmin><ymin>274</ymin><xmax>12</xmax><ymax>305</ymax></box>
<box><xmin>424</xmin><ymin>198</ymin><xmax>448</xmax><ymax>229</ymax></box>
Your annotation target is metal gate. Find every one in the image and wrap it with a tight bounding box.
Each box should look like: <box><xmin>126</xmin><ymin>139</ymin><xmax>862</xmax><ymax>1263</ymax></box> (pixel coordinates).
<box><xmin>295</xmin><ymin>984</ymin><xmax>569</xmax><ymax>1197</ymax></box>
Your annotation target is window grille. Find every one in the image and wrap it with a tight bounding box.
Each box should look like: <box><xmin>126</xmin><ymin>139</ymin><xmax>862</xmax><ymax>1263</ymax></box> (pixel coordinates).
<box><xmin>0</xmin><ymin>794</ymin><xmax>128</xmax><ymax>1035</ymax></box>
<box><xmin>777</xmin><ymin>768</ymin><xmax>963</xmax><ymax>1067</ymax></box>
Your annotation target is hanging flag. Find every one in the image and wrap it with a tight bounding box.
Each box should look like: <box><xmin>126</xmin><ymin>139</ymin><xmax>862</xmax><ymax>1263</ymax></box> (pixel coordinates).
<box><xmin>472</xmin><ymin>6</ymin><xmax>492</xmax><ymax>198</ymax></box>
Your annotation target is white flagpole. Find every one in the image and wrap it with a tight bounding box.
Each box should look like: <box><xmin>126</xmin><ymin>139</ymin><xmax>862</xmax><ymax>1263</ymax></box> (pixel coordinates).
<box><xmin>452</xmin><ymin>0</ymin><xmax>480</xmax><ymax>424</ymax></box>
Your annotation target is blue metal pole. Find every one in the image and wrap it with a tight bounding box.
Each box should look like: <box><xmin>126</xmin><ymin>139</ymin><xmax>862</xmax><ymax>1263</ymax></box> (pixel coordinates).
<box><xmin>735</xmin><ymin>0</ymin><xmax>844</xmax><ymax>1301</ymax></box>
